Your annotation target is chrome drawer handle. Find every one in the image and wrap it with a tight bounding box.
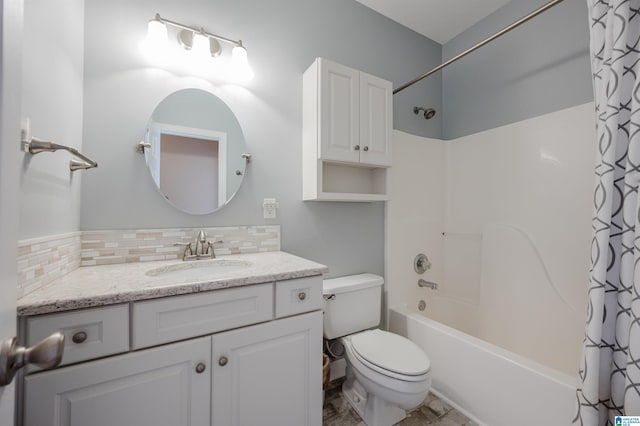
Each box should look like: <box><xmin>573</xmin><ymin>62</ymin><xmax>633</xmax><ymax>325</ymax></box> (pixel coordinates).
<box><xmin>71</xmin><ymin>331</ymin><xmax>87</xmax><ymax>344</ymax></box>
<box><xmin>298</xmin><ymin>292</ymin><xmax>307</xmax><ymax>301</ymax></box>
<box><xmin>218</xmin><ymin>356</ymin><xmax>228</xmax><ymax>367</ymax></box>
<box><xmin>195</xmin><ymin>363</ymin><xmax>206</xmax><ymax>374</ymax></box>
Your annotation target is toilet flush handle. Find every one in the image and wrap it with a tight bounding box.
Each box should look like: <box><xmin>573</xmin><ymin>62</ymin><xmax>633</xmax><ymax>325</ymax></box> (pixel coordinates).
<box><xmin>323</xmin><ymin>294</ymin><xmax>336</xmax><ymax>301</ymax></box>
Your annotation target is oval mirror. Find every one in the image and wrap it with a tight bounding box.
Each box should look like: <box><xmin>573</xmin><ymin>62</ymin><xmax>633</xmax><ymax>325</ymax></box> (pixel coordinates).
<box><xmin>142</xmin><ymin>88</ymin><xmax>248</xmax><ymax>215</ymax></box>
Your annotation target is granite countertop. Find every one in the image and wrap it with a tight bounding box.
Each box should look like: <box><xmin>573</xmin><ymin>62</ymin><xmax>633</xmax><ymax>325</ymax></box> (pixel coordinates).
<box><xmin>17</xmin><ymin>251</ymin><xmax>328</xmax><ymax>317</ymax></box>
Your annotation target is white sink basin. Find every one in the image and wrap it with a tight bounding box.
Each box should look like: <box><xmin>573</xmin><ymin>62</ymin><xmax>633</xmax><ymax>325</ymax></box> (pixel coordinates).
<box><xmin>145</xmin><ymin>259</ymin><xmax>252</xmax><ymax>280</ymax></box>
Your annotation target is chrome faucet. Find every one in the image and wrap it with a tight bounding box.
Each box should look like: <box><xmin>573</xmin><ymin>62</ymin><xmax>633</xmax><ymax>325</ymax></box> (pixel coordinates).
<box><xmin>418</xmin><ymin>279</ymin><xmax>438</xmax><ymax>290</ymax></box>
<box><xmin>174</xmin><ymin>230</ymin><xmax>219</xmax><ymax>261</ymax></box>
<box><xmin>194</xmin><ymin>230</ymin><xmax>212</xmax><ymax>257</ymax></box>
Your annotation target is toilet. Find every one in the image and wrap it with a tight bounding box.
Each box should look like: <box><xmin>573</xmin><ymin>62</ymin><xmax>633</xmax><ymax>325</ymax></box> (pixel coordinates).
<box><xmin>323</xmin><ymin>274</ymin><xmax>431</xmax><ymax>426</ymax></box>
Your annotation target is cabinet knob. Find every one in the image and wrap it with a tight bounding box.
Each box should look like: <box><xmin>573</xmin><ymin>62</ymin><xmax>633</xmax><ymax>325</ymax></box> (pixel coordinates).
<box><xmin>298</xmin><ymin>292</ymin><xmax>307</xmax><ymax>301</ymax></box>
<box><xmin>195</xmin><ymin>362</ymin><xmax>206</xmax><ymax>374</ymax></box>
<box><xmin>218</xmin><ymin>356</ymin><xmax>228</xmax><ymax>366</ymax></box>
<box><xmin>354</xmin><ymin>145</ymin><xmax>360</xmax><ymax>151</ymax></box>
<box><xmin>363</xmin><ymin>146</ymin><xmax>369</xmax><ymax>152</ymax></box>
<box><xmin>72</xmin><ymin>331</ymin><xmax>87</xmax><ymax>344</ymax></box>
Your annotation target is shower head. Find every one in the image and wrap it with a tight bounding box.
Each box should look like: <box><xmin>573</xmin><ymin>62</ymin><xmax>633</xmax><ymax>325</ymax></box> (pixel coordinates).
<box><xmin>414</xmin><ymin>106</ymin><xmax>436</xmax><ymax>120</ymax></box>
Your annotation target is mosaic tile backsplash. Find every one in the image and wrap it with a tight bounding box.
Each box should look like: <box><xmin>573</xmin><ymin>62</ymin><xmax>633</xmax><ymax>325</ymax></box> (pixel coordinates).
<box><xmin>18</xmin><ymin>226</ymin><xmax>281</xmax><ymax>298</ymax></box>
<box><xmin>80</xmin><ymin>226</ymin><xmax>281</xmax><ymax>266</ymax></box>
<box><xmin>18</xmin><ymin>232</ymin><xmax>82</xmax><ymax>299</ymax></box>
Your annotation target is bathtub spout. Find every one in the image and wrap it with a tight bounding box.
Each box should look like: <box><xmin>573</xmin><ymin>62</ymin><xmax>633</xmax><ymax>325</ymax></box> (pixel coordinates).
<box><xmin>418</xmin><ymin>279</ymin><xmax>438</xmax><ymax>290</ymax></box>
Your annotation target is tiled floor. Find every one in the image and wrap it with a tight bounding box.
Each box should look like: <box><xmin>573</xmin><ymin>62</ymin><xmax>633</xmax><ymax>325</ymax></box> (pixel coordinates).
<box><xmin>323</xmin><ymin>379</ymin><xmax>477</xmax><ymax>426</ymax></box>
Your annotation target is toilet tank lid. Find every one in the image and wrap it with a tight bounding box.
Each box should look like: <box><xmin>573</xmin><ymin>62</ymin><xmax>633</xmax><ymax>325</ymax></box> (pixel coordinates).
<box><xmin>323</xmin><ymin>273</ymin><xmax>384</xmax><ymax>295</ymax></box>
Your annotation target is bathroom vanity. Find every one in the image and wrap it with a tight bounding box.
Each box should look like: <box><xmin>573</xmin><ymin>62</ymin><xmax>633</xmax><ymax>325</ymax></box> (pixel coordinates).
<box><xmin>16</xmin><ymin>251</ymin><xmax>327</xmax><ymax>426</ymax></box>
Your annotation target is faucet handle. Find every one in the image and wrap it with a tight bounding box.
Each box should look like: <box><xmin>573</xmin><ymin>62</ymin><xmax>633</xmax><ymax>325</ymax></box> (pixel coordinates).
<box><xmin>204</xmin><ymin>239</ymin><xmax>223</xmax><ymax>258</ymax></box>
<box><xmin>174</xmin><ymin>242</ymin><xmax>193</xmax><ymax>254</ymax></box>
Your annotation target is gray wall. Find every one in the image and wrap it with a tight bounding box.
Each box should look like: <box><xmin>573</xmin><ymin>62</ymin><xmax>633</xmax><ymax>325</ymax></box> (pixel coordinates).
<box><xmin>80</xmin><ymin>0</ymin><xmax>442</xmax><ymax>277</ymax></box>
<box><xmin>21</xmin><ymin>0</ymin><xmax>592</xmax><ymax>276</ymax></box>
<box><xmin>442</xmin><ymin>0</ymin><xmax>593</xmax><ymax>139</ymax></box>
<box><xmin>20</xmin><ymin>0</ymin><xmax>84</xmax><ymax>239</ymax></box>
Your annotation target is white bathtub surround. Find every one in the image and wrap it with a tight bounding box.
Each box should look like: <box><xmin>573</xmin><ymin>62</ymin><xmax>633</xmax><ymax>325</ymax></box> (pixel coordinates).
<box><xmin>80</xmin><ymin>225</ymin><xmax>281</xmax><ymax>266</ymax></box>
<box><xmin>17</xmin><ymin>232</ymin><xmax>82</xmax><ymax>299</ymax></box>
<box><xmin>385</xmin><ymin>131</ymin><xmax>444</xmax><ymax>313</ymax></box>
<box><xmin>576</xmin><ymin>1</ymin><xmax>640</xmax><ymax>422</ymax></box>
<box><xmin>387</xmin><ymin>103</ymin><xmax>595</xmax><ymax>377</ymax></box>
<box><xmin>389</xmin><ymin>306</ymin><xmax>578</xmax><ymax>426</ymax></box>
<box><xmin>387</xmin><ymin>103</ymin><xmax>596</xmax><ymax>423</ymax></box>
<box><xmin>17</xmin><ymin>251</ymin><xmax>326</xmax><ymax>316</ymax></box>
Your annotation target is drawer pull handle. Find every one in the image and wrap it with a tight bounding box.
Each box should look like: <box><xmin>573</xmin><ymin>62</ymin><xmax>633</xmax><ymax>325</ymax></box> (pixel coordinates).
<box><xmin>195</xmin><ymin>363</ymin><xmax>206</xmax><ymax>374</ymax></box>
<box><xmin>298</xmin><ymin>292</ymin><xmax>307</xmax><ymax>301</ymax></box>
<box><xmin>71</xmin><ymin>331</ymin><xmax>87</xmax><ymax>344</ymax></box>
<box><xmin>218</xmin><ymin>356</ymin><xmax>228</xmax><ymax>367</ymax></box>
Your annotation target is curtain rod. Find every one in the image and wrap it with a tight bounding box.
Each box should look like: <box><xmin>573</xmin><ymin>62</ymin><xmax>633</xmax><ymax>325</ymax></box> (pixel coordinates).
<box><xmin>393</xmin><ymin>0</ymin><xmax>567</xmax><ymax>95</ymax></box>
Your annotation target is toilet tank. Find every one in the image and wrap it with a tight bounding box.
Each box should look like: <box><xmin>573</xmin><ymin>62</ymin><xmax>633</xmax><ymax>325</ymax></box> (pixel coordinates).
<box><xmin>322</xmin><ymin>273</ymin><xmax>384</xmax><ymax>339</ymax></box>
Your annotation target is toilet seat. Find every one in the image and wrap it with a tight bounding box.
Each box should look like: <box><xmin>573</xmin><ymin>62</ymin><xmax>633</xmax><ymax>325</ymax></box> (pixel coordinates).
<box><xmin>345</xmin><ymin>329</ymin><xmax>430</xmax><ymax>382</ymax></box>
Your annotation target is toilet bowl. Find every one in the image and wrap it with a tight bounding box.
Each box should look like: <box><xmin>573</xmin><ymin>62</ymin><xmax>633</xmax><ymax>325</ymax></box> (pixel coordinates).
<box><xmin>340</xmin><ymin>329</ymin><xmax>431</xmax><ymax>426</ymax></box>
<box><xmin>323</xmin><ymin>274</ymin><xmax>432</xmax><ymax>426</ymax></box>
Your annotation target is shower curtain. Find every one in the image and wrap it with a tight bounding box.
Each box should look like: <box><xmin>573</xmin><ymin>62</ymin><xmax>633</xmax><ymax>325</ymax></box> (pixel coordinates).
<box><xmin>575</xmin><ymin>0</ymin><xmax>640</xmax><ymax>424</ymax></box>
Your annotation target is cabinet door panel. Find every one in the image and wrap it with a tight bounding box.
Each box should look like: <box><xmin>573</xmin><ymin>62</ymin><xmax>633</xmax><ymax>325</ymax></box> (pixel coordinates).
<box><xmin>24</xmin><ymin>337</ymin><xmax>211</xmax><ymax>426</ymax></box>
<box><xmin>360</xmin><ymin>71</ymin><xmax>392</xmax><ymax>166</ymax></box>
<box><xmin>212</xmin><ymin>311</ymin><xmax>322</xmax><ymax>426</ymax></box>
<box><xmin>319</xmin><ymin>59</ymin><xmax>360</xmax><ymax>163</ymax></box>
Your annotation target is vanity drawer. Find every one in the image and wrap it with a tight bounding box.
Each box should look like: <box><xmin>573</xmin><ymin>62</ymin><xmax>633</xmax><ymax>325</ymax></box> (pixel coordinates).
<box><xmin>132</xmin><ymin>283</ymin><xmax>274</xmax><ymax>349</ymax></box>
<box><xmin>25</xmin><ymin>304</ymin><xmax>130</xmax><ymax>370</ymax></box>
<box><xmin>275</xmin><ymin>276</ymin><xmax>323</xmax><ymax>318</ymax></box>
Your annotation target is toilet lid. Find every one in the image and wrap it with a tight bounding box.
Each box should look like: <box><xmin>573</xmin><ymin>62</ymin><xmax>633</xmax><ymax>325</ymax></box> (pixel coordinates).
<box><xmin>350</xmin><ymin>329</ymin><xmax>430</xmax><ymax>376</ymax></box>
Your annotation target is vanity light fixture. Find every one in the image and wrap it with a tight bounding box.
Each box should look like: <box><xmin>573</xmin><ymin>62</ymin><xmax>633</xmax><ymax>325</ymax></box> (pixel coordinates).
<box><xmin>144</xmin><ymin>13</ymin><xmax>254</xmax><ymax>81</ymax></box>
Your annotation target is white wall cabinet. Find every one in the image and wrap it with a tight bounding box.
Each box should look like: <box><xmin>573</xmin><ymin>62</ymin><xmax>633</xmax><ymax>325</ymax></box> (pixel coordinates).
<box><xmin>303</xmin><ymin>57</ymin><xmax>392</xmax><ymax>201</ymax></box>
<box><xmin>20</xmin><ymin>277</ymin><xmax>323</xmax><ymax>426</ymax></box>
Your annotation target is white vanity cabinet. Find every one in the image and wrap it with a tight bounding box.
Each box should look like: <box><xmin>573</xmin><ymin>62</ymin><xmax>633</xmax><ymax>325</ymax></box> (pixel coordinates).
<box><xmin>20</xmin><ymin>276</ymin><xmax>323</xmax><ymax>426</ymax></box>
<box><xmin>23</xmin><ymin>337</ymin><xmax>212</xmax><ymax>426</ymax></box>
<box><xmin>303</xmin><ymin>57</ymin><xmax>392</xmax><ymax>201</ymax></box>
<box><xmin>212</xmin><ymin>311</ymin><xmax>321</xmax><ymax>426</ymax></box>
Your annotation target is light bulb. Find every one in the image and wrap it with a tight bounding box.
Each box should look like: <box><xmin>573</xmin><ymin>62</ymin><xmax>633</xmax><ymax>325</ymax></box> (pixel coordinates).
<box><xmin>140</xmin><ymin>16</ymin><xmax>168</xmax><ymax>62</ymax></box>
<box><xmin>231</xmin><ymin>44</ymin><xmax>254</xmax><ymax>81</ymax></box>
<box><xmin>144</xmin><ymin>17</ymin><xmax>167</xmax><ymax>49</ymax></box>
<box><xmin>191</xmin><ymin>32</ymin><xmax>211</xmax><ymax>61</ymax></box>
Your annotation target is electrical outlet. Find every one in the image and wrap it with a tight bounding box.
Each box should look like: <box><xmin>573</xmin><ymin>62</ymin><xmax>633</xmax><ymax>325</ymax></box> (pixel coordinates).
<box><xmin>263</xmin><ymin>198</ymin><xmax>279</xmax><ymax>219</ymax></box>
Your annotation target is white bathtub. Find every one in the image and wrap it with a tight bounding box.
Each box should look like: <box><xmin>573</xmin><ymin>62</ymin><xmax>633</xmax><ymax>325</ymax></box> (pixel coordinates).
<box><xmin>388</xmin><ymin>305</ymin><xmax>578</xmax><ymax>426</ymax></box>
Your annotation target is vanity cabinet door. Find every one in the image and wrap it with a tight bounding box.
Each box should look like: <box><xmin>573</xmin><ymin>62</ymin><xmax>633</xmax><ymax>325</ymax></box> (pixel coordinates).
<box><xmin>23</xmin><ymin>336</ymin><xmax>211</xmax><ymax>426</ymax></box>
<box><xmin>212</xmin><ymin>311</ymin><xmax>323</xmax><ymax>426</ymax></box>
